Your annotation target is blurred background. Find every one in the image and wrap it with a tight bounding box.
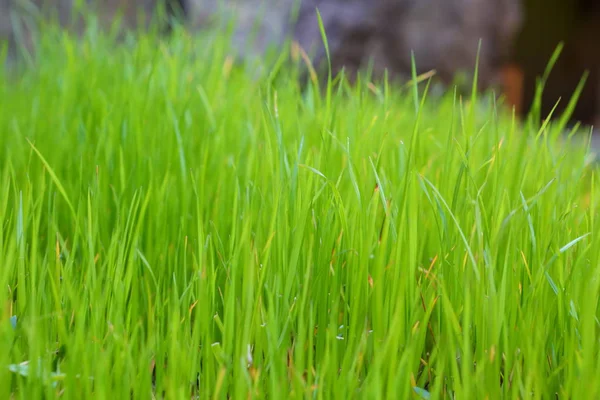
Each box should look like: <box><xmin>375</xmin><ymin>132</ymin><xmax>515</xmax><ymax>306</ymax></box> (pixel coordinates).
<box><xmin>512</xmin><ymin>0</ymin><xmax>599</xmax><ymax>128</ymax></box>
<box><xmin>1</xmin><ymin>0</ymin><xmax>599</xmax><ymax>129</ymax></box>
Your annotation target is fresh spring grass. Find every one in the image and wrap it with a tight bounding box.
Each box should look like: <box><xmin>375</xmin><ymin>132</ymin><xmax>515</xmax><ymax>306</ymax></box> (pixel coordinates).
<box><xmin>0</xmin><ymin>19</ymin><xmax>599</xmax><ymax>399</ymax></box>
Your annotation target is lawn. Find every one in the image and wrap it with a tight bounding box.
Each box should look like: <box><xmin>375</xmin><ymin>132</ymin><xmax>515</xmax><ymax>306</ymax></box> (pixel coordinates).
<box><xmin>0</xmin><ymin>16</ymin><xmax>599</xmax><ymax>399</ymax></box>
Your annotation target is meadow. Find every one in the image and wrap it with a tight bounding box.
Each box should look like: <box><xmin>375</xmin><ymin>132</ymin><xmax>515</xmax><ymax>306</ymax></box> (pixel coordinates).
<box><xmin>0</xmin><ymin>15</ymin><xmax>599</xmax><ymax>399</ymax></box>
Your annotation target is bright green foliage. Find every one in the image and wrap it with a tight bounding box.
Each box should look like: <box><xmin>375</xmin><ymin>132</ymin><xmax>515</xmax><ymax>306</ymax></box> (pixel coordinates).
<box><xmin>0</xmin><ymin>18</ymin><xmax>599</xmax><ymax>399</ymax></box>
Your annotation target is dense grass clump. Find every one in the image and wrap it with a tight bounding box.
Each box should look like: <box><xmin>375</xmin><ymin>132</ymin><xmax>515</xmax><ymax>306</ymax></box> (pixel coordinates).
<box><xmin>0</xmin><ymin>19</ymin><xmax>599</xmax><ymax>399</ymax></box>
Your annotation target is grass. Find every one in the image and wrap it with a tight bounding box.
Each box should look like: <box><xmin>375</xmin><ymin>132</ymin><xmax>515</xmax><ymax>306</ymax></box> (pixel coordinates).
<box><xmin>0</xmin><ymin>14</ymin><xmax>599</xmax><ymax>399</ymax></box>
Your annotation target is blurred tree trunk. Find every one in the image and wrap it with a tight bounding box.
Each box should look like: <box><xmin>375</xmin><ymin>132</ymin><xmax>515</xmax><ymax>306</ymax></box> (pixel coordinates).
<box><xmin>514</xmin><ymin>0</ymin><xmax>599</xmax><ymax>125</ymax></box>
